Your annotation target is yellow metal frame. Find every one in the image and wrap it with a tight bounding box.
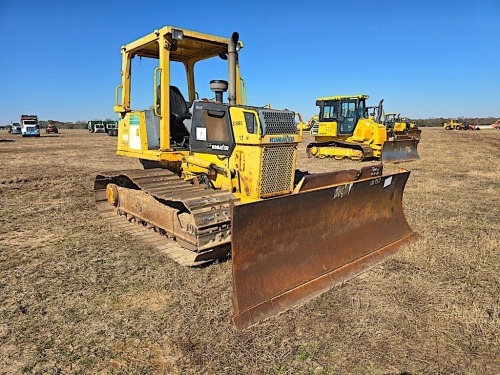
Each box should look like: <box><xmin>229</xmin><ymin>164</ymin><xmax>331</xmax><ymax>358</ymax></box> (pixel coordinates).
<box><xmin>113</xmin><ymin>26</ymin><xmax>303</xmax><ymax>203</ymax></box>
<box><xmin>114</xmin><ymin>26</ymin><xmax>244</xmax><ymax>155</ymax></box>
<box><xmin>316</xmin><ymin>94</ymin><xmax>369</xmax><ymax>102</ymax></box>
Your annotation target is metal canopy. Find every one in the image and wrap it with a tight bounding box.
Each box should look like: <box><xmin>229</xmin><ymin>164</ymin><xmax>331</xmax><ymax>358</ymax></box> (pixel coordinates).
<box><xmin>124</xmin><ymin>26</ymin><xmax>241</xmax><ymax>63</ymax></box>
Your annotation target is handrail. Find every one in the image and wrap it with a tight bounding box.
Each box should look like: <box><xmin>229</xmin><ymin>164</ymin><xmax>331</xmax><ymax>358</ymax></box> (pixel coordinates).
<box><xmin>153</xmin><ymin>67</ymin><xmax>162</xmax><ymax>117</ymax></box>
<box><xmin>115</xmin><ymin>85</ymin><xmax>123</xmax><ymax>106</ymax></box>
<box><xmin>240</xmin><ymin>77</ymin><xmax>247</xmax><ymax>105</ymax></box>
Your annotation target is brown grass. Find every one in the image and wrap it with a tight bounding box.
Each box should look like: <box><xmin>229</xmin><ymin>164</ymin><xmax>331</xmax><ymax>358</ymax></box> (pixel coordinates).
<box><xmin>0</xmin><ymin>128</ymin><xmax>499</xmax><ymax>374</ymax></box>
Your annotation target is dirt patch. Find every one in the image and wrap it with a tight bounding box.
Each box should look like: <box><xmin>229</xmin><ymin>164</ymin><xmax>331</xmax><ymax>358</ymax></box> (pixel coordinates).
<box><xmin>117</xmin><ymin>291</ymin><xmax>171</xmax><ymax>312</ymax></box>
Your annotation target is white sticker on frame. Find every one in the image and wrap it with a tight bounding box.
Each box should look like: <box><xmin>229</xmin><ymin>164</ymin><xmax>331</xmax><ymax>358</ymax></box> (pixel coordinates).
<box><xmin>196</xmin><ymin>127</ymin><xmax>207</xmax><ymax>141</ymax></box>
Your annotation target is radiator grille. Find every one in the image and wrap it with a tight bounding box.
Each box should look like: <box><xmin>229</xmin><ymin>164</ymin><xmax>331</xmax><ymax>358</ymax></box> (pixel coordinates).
<box><xmin>259</xmin><ymin>109</ymin><xmax>297</xmax><ymax>135</ymax></box>
<box><xmin>260</xmin><ymin>145</ymin><xmax>295</xmax><ymax>198</ymax></box>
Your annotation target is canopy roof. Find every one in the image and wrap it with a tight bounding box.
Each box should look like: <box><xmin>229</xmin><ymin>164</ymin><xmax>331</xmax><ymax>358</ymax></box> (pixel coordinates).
<box><xmin>316</xmin><ymin>95</ymin><xmax>369</xmax><ymax>102</ymax></box>
<box><xmin>122</xmin><ymin>26</ymin><xmax>243</xmax><ymax>63</ymax></box>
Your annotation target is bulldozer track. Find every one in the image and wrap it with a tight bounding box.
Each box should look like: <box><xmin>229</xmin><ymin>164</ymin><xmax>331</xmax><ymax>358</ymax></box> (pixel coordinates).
<box><xmin>306</xmin><ymin>140</ymin><xmax>374</xmax><ymax>160</ymax></box>
<box><xmin>94</xmin><ymin>168</ymin><xmax>239</xmax><ymax>266</ymax></box>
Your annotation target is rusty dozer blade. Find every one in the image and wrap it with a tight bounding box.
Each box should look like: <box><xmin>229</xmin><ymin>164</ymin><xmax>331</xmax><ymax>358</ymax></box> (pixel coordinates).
<box><xmin>231</xmin><ymin>169</ymin><xmax>417</xmax><ymax>330</ymax></box>
<box><xmin>381</xmin><ymin>139</ymin><xmax>420</xmax><ymax>163</ymax></box>
<box><xmin>407</xmin><ymin>128</ymin><xmax>422</xmax><ymax>140</ymax></box>
<box><xmin>393</xmin><ymin>129</ymin><xmax>422</xmax><ymax>141</ymax></box>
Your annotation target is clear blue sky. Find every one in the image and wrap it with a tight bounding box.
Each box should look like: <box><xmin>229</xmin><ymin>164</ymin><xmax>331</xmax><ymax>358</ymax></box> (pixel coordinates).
<box><xmin>1</xmin><ymin>0</ymin><xmax>499</xmax><ymax>125</ymax></box>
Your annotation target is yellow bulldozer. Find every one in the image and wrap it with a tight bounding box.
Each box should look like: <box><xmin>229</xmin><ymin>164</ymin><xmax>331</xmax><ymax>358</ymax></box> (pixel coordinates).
<box><xmin>295</xmin><ymin>112</ymin><xmax>310</xmax><ymax>131</ymax></box>
<box><xmin>307</xmin><ymin>95</ymin><xmax>420</xmax><ymax>162</ymax></box>
<box><xmin>295</xmin><ymin>113</ymin><xmax>319</xmax><ymax>131</ymax></box>
<box><xmin>94</xmin><ymin>26</ymin><xmax>417</xmax><ymax>330</ymax></box>
<box><xmin>443</xmin><ymin>119</ymin><xmax>464</xmax><ymax>130</ymax></box>
<box><xmin>384</xmin><ymin>113</ymin><xmax>421</xmax><ymax>140</ymax></box>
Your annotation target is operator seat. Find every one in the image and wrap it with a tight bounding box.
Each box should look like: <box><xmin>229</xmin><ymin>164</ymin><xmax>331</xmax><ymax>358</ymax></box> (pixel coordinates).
<box><xmin>169</xmin><ymin>86</ymin><xmax>191</xmax><ymax>144</ymax></box>
<box><xmin>156</xmin><ymin>85</ymin><xmax>191</xmax><ymax>144</ymax></box>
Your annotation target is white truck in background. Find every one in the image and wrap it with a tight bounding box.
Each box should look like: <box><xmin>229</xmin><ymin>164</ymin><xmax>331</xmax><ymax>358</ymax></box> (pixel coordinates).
<box><xmin>88</xmin><ymin>120</ymin><xmax>106</xmax><ymax>133</ymax></box>
<box><xmin>20</xmin><ymin>115</ymin><xmax>40</xmax><ymax>137</ymax></box>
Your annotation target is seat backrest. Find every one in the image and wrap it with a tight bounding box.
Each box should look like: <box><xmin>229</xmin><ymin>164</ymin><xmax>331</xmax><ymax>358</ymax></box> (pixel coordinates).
<box><xmin>169</xmin><ymin>86</ymin><xmax>190</xmax><ymax>143</ymax></box>
<box><xmin>155</xmin><ymin>85</ymin><xmax>191</xmax><ymax>144</ymax></box>
<box><xmin>170</xmin><ymin>86</ymin><xmax>190</xmax><ymax>121</ymax></box>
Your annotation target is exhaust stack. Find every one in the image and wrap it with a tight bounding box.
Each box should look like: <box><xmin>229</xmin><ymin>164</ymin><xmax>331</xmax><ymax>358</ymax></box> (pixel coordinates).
<box><xmin>228</xmin><ymin>32</ymin><xmax>239</xmax><ymax>105</ymax></box>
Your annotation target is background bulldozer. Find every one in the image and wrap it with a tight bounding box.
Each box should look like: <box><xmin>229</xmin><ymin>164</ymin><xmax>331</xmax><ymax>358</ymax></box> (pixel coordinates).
<box><xmin>94</xmin><ymin>27</ymin><xmax>417</xmax><ymax>329</ymax></box>
<box><xmin>384</xmin><ymin>113</ymin><xmax>421</xmax><ymax>140</ymax></box>
<box><xmin>307</xmin><ymin>95</ymin><xmax>420</xmax><ymax>162</ymax></box>
<box><xmin>295</xmin><ymin>113</ymin><xmax>320</xmax><ymax>131</ymax></box>
<box><xmin>295</xmin><ymin>112</ymin><xmax>310</xmax><ymax>131</ymax></box>
<box><xmin>443</xmin><ymin>119</ymin><xmax>464</xmax><ymax>130</ymax></box>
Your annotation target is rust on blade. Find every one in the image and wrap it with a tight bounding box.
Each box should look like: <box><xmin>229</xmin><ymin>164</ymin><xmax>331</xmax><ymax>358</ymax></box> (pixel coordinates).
<box><xmin>381</xmin><ymin>139</ymin><xmax>420</xmax><ymax>163</ymax></box>
<box><xmin>407</xmin><ymin>128</ymin><xmax>422</xmax><ymax>140</ymax></box>
<box><xmin>296</xmin><ymin>169</ymin><xmax>359</xmax><ymax>192</ymax></box>
<box><xmin>230</xmin><ymin>170</ymin><xmax>417</xmax><ymax>330</ymax></box>
<box><xmin>296</xmin><ymin>164</ymin><xmax>383</xmax><ymax>192</ymax></box>
<box><xmin>357</xmin><ymin>164</ymin><xmax>383</xmax><ymax>180</ymax></box>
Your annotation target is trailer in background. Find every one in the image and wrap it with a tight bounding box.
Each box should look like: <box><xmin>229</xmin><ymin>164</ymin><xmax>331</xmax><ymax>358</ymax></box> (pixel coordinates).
<box><xmin>104</xmin><ymin>120</ymin><xmax>118</xmax><ymax>136</ymax></box>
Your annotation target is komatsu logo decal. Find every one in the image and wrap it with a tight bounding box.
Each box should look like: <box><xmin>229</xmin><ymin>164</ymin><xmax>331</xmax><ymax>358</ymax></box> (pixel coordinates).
<box><xmin>211</xmin><ymin>144</ymin><xmax>229</xmax><ymax>151</ymax></box>
<box><xmin>270</xmin><ymin>136</ymin><xmax>295</xmax><ymax>143</ymax></box>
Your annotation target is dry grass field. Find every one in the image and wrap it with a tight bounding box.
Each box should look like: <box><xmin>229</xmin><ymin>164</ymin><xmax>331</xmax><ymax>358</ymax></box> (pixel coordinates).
<box><xmin>1</xmin><ymin>128</ymin><xmax>498</xmax><ymax>374</ymax></box>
